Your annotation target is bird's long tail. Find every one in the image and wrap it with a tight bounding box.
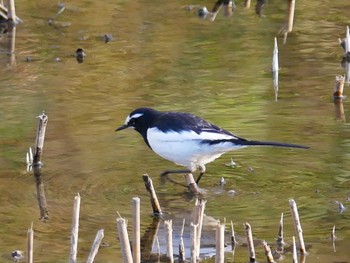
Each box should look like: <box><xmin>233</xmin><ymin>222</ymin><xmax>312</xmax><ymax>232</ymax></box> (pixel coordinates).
<box><xmin>239</xmin><ymin>139</ymin><xmax>309</xmax><ymax>149</ymax></box>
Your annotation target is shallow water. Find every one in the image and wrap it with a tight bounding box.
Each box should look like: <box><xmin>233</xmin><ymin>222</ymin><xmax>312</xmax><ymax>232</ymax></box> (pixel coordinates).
<box><xmin>0</xmin><ymin>0</ymin><xmax>349</xmax><ymax>262</ymax></box>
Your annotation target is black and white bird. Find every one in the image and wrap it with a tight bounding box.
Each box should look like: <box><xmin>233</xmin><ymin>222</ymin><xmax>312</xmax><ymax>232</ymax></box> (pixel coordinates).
<box><xmin>116</xmin><ymin>108</ymin><xmax>308</xmax><ymax>184</ymax></box>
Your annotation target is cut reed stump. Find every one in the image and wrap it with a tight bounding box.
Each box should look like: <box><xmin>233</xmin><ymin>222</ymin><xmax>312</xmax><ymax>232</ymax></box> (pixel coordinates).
<box><xmin>272</xmin><ymin>37</ymin><xmax>279</xmax><ymax>101</ymax></box>
<box><xmin>142</xmin><ymin>174</ymin><xmax>162</xmax><ymax>216</ymax></box>
<box><xmin>215</xmin><ymin>222</ymin><xmax>225</xmax><ymax>263</ymax></box>
<box><xmin>70</xmin><ymin>193</ymin><xmax>81</xmax><ymax>263</ymax></box>
<box><xmin>262</xmin><ymin>241</ymin><xmax>275</xmax><ymax>263</ymax></box>
<box><xmin>333</xmin><ymin>75</ymin><xmax>345</xmax><ymax>99</ymax></box>
<box><xmin>190</xmin><ymin>223</ymin><xmax>199</xmax><ymax>263</ymax></box>
<box><xmin>276</xmin><ymin>212</ymin><xmax>284</xmax><ymax>251</ymax></box>
<box><xmin>281</xmin><ymin>0</ymin><xmax>296</xmax><ymax>44</ymax></box>
<box><xmin>86</xmin><ymin>229</ymin><xmax>104</xmax><ymax>263</ymax></box>
<box><xmin>117</xmin><ymin>217</ymin><xmax>133</xmax><ymax>263</ymax></box>
<box><xmin>289</xmin><ymin>199</ymin><xmax>307</xmax><ymax>254</ymax></box>
<box><xmin>132</xmin><ymin>197</ymin><xmax>141</xmax><ymax>263</ymax></box>
<box><xmin>193</xmin><ymin>198</ymin><xmax>206</xmax><ymax>258</ymax></box>
<box><xmin>179</xmin><ymin>219</ymin><xmax>186</xmax><ymax>262</ymax></box>
<box><xmin>244</xmin><ymin>222</ymin><xmax>256</xmax><ymax>262</ymax></box>
<box><xmin>164</xmin><ymin>220</ymin><xmax>174</xmax><ymax>263</ymax></box>
<box><xmin>27</xmin><ymin>222</ymin><xmax>34</xmax><ymax>263</ymax></box>
<box><xmin>31</xmin><ymin>111</ymin><xmax>49</xmax><ymax>220</ymax></box>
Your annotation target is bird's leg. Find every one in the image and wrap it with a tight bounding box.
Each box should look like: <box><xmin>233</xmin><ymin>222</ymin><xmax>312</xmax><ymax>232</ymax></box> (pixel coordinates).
<box><xmin>195</xmin><ymin>165</ymin><xmax>206</xmax><ymax>185</ymax></box>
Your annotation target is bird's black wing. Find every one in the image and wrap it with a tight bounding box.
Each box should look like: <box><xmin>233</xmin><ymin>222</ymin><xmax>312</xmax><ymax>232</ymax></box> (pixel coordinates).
<box><xmin>154</xmin><ymin>111</ymin><xmax>240</xmax><ymax>138</ymax></box>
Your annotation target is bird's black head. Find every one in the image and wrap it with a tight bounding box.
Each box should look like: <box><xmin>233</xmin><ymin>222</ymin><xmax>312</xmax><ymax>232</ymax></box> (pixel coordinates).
<box><xmin>116</xmin><ymin>108</ymin><xmax>159</xmax><ymax>137</ymax></box>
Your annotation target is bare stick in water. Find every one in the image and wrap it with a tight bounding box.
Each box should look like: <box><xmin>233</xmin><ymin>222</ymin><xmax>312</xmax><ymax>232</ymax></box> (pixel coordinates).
<box><xmin>276</xmin><ymin>212</ymin><xmax>284</xmax><ymax>252</ymax></box>
<box><xmin>164</xmin><ymin>220</ymin><xmax>174</xmax><ymax>263</ymax></box>
<box><xmin>27</xmin><ymin>222</ymin><xmax>34</xmax><ymax>263</ymax></box>
<box><xmin>32</xmin><ymin>112</ymin><xmax>49</xmax><ymax>220</ymax></box>
<box><xmin>282</xmin><ymin>0</ymin><xmax>296</xmax><ymax>44</ymax></box>
<box><xmin>193</xmin><ymin>199</ymin><xmax>207</xmax><ymax>257</ymax></box>
<box><xmin>215</xmin><ymin>222</ymin><xmax>225</xmax><ymax>263</ymax></box>
<box><xmin>190</xmin><ymin>223</ymin><xmax>198</xmax><ymax>263</ymax></box>
<box><xmin>86</xmin><ymin>229</ymin><xmax>104</xmax><ymax>263</ymax></box>
<box><xmin>292</xmin><ymin>236</ymin><xmax>298</xmax><ymax>263</ymax></box>
<box><xmin>142</xmin><ymin>174</ymin><xmax>162</xmax><ymax>215</ymax></box>
<box><xmin>70</xmin><ymin>193</ymin><xmax>81</xmax><ymax>263</ymax></box>
<box><xmin>179</xmin><ymin>219</ymin><xmax>186</xmax><ymax>262</ymax></box>
<box><xmin>333</xmin><ymin>75</ymin><xmax>345</xmax><ymax>99</ymax></box>
<box><xmin>117</xmin><ymin>216</ymin><xmax>133</xmax><ymax>263</ymax></box>
<box><xmin>272</xmin><ymin>37</ymin><xmax>279</xmax><ymax>101</ymax></box>
<box><xmin>331</xmin><ymin>225</ymin><xmax>336</xmax><ymax>252</ymax></box>
<box><xmin>244</xmin><ymin>222</ymin><xmax>256</xmax><ymax>262</ymax></box>
<box><xmin>132</xmin><ymin>197</ymin><xmax>141</xmax><ymax>263</ymax></box>
<box><xmin>33</xmin><ymin>112</ymin><xmax>48</xmax><ymax>165</ymax></box>
<box><xmin>262</xmin><ymin>241</ymin><xmax>275</xmax><ymax>263</ymax></box>
<box><xmin>289</xmin><ymin>199</ymin><xmax>306</xmax><ymax>254</ymax></box>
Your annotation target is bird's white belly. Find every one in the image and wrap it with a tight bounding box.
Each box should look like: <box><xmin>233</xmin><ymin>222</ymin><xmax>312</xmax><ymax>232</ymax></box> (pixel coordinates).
<box><xmin>147</xmin><ymin>128</ymin><xmax>244</xmax><ymax>171</ymax></box>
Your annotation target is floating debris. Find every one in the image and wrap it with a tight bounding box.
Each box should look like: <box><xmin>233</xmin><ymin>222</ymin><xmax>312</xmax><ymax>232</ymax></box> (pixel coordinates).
<box><xmin>219</xmin><ymin>177</ymin><xmax>226</xmax><ymax>186</ymax></box>
<box><xmin>75</xmin><ymin>48</ymin><xmax>86</xmax><ymax>64</ymax></box>
<box><xmin>198</xmin><ymin>6</ymin><xmax>210</xmax><ymax>19</ymax></box>
<box><xmin>103</xmin><ymin>34</ymin><xmax>113</xmax><ymax>43</ymax></box>
<box><xmin>11</xmin><ymin>250</ymin><xmax>24</xmax><ymax>262</ymax></box>
<box><xmin>225</xmin><ymin>158</ymin><xmax>238</xmax><ymax>168</ymax></box>
<box><xmin>334</xmin><ymin>201</ymin><xmax>346</xmax><ymax>214</ymax></box>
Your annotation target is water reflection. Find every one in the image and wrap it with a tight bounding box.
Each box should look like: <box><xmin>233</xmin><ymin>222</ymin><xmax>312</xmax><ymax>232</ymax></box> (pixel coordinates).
<box><xmin>0</xmin><ymin>19</ymin><xmax>16</xmax><ymax>68</ymax></box>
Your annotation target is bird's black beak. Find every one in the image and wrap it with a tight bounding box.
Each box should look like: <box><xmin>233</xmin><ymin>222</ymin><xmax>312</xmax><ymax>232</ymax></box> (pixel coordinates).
<box><xmin>115</xmin><ymin>124</ymin><xmax>129</xmax><ymax>131</ymax></box>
